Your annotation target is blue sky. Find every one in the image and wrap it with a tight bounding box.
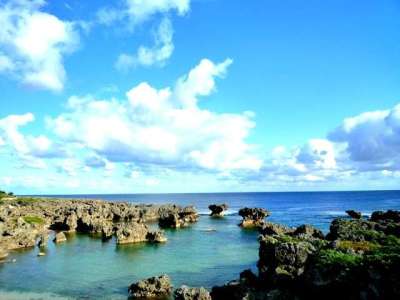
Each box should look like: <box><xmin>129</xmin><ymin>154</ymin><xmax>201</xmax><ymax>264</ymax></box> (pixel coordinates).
<box><xmin>0</xmin><ymin>0</ymin><xmax>400</xmax><ymax>194</ymax></box>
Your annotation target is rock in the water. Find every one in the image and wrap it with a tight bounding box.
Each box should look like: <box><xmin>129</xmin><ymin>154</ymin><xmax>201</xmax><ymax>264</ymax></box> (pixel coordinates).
<box><xmin>159</xmin><ymin>206</ymin><xmax>198</xmax><ymax>228</ymax></box>
<box><xmin>53</xmin><ymin>232</ymin><xmax>67</xmax><ymax>243</ymax></box>
<box><xmin>128</xmin><ymin>275</ymin><xmax>172</xmax><ymax>299</ymax></box>
<box><xmin>208</xmin><ymin>204</ymin><xmax>228</xmax><ymax>217</ymax></box>
<box><xmin>346</xmin><ymin>210</ymin><xmax>362</xmax><ymax>219</ymax></box>
<box><xmin>146</xmin><ymin>231</ymin><xmax>167</xmax><ymax>243</ymax></box>
<box><xmin>238</xmin><ymin>207</ymin><xmax>270</xmax><ymax>228</ymax></box>
<box><xmin>174</xmin><ymin>285</ymin><xmax>211</xmax><ymax>300</ymax></box>
<box><xmin>116</xmin><ymin>222</ymin><xmax>149</xmax><ymax>244</ymax></box>
<box><xmin>0</xmin><ymin>247</ymin><xmax>8</xmax><ymax>260</ymax></box>
<box><xmin>38</xmin><ymin>233</ymin><xmax>48</xmax><ymax>247</ymax></box>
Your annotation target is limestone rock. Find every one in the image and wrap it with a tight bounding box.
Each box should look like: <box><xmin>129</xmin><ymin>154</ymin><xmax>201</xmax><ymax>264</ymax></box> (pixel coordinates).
<box><xmin>128</xmin><ymin>275</ymin><xmax>172</xmax><ymax>299</ymax></box>
<box><xmin>53</xmin><ymin>232</ymin><xmax>67</xmax><ymax>243</ymax></box>
<box><xmin>174</xmin><ymin>285</ymin><xmax>211</xmax><ymax>300</ymax></box>
<box><xmin>238</xmin><ymin>207</ymin><xmax>270</xmax><ymax>228</ymax></box>
<box><xmin>208</xmin><ymin>204</ymin><xmax>228</xmax><ymax>217</ymax></box>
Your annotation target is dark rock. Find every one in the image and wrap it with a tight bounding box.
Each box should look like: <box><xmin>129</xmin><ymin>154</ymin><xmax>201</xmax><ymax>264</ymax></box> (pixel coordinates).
<box><xmin>370</xmin><ymin>210</ymin><xmax>400</xmax><ymax>223</ymax></box>
<box><xmin>128</xmin><ymin>275</ymin><xmax>172</xmax><ymax>299</ymax></box>
<box><xmin>260</xmin><ymin>222</ymin><xmax>294</xmax><ymax>236</ymax></box>
<box><xmin>208</xmin><ymin>204</ymin><xmax>228</xmax><ymax>217</ymax></box>
<box><xmin>346</xmin><ymin>210</ymin><xmax>362</xmax><ymax>219</ymax></box>
<box><xmin>159</xmin><ymin>206</ymin><xmax>198</xmax><ymax>228</ymax></box>
<box><xmin>37</xmin><ymin>233</ymin><xmax>48</xmax><ymax>247</ymax></box>
<box><xmin>146</xmin><ymin>231</ymin><xmax>168</xmax><ymax>243</ymax></box>
<box><xmin>174</xmin><ymin>285</ymin><xmax>211</xmax><ymax>300</ymax></box>
<box><xmin>238</xmin><ymin>207</ymin><xmax>270</xmax><ymax>228</ymax></box>
<box><xmin>292</xmin><ymin>224</ymin><xmax>324</xmax><ymax>240</ymax></box>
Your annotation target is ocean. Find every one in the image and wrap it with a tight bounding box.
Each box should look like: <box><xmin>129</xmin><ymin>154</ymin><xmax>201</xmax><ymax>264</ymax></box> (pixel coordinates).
<box><xmin>1</xmin><ymin>191</ymin><xmax>400</xmax><ymax>299</ymax></box>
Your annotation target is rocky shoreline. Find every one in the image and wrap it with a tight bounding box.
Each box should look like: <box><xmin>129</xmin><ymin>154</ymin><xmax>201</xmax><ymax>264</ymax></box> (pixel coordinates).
<box><xmin>1</xmin><ymin>194</ymin><xmax>400</xmax><ymax>300</ymax></box>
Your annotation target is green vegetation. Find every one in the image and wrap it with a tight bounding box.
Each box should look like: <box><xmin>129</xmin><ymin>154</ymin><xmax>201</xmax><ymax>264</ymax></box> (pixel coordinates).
<box><xmin>15</xmin><ymin>197</ymin><xmax>41</xmax><ymax>206</ymax></box>
<box><xmin>337</xmin><ymin>240</ymin><xmax>380</xmax><ymax>252</ymax></box>
<box><xmin>23</xmin><ymin>215</ymin><xmax>45</xmax><ymax>225</ymax></box>
<box><xmin>316</xmin><ymin>249</ymin><xmax>363</xmax><ymax>268</ymax></box>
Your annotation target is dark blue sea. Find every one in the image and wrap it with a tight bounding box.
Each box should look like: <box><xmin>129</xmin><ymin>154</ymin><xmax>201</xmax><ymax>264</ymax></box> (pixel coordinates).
<box><xmin>1</xmin><ymin>191</ymin><xmax>399</xmax><ymax>299</ymax></box>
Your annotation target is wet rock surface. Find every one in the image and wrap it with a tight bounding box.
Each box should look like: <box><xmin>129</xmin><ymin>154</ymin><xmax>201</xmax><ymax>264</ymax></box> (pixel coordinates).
<box><xmin>238</xmin><ymin>207</ymin><xmax>270</xmax><ymax>228</ymax></box>
<box><xmin>128</xmin><ymin>275</ymin><xmax>172</xmax><ymax>299</ymax></box>
<box><xmin>208</xmin><ymin>204</ymin><xmax>228</xmax><ymax>217</ymax></box>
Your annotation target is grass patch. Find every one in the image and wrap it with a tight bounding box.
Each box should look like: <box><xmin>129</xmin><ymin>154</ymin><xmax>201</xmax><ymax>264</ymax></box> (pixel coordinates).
<box><xmin>316</xmin><ymin>249</ymin><xmax>363</xmax><ymax>268</ymax></box>
<box><xmin>15</xmin><ymin>197</ymin><xmax>41</xmax><ymax>206</ymax></box>
<box><xmin>23</xmin><ymin>215</ymin><xmax>45</xmax><ymax>225</ymax></box>
<box><xmin>337</xmin><ymin>240</ymin><xmax>380</xmax><ymax>252</ymax></box>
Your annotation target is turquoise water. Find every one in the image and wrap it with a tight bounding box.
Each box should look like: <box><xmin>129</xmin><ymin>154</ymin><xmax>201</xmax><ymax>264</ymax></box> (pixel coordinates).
<box><xmin>1</xmin><ymin>191</ymin><xmax>400</xmax><ymax>299</ymax></box>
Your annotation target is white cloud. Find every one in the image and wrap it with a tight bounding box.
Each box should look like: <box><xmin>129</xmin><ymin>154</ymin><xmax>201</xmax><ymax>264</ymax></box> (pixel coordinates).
<box><xmin>329</xmin><ymin>103</ymin><xmax>400</xmax><ymax>169</ymax></box>
<box><xmin>0</xmin><ymin>0</ymin><xmax>79</xmax><ymax>91</ymax></box>
<box><xmin>116</xmin><ymin>17</ymin><xmax>174</xmax><ymax>70</ymax></box>
<box><xmin>49</xmin><ymin>58</ymin><xmax>261</xmax><ymax>173</ymax></box>
<box><xmin>0</xmin><ymin>113</ymin><xmax>65</xmax><ymax>165</ymax></box>
<box><xmin>125</xmin><ymin>0</ymin><xmax>190</xmax><ymax>23</ymax></box>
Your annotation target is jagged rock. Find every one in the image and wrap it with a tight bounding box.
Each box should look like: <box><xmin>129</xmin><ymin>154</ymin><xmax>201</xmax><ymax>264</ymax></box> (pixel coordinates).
<box><xmin>0</xmin><ymin>197</ymin><xmax>186</xmax><ymax>250</ymax></box>
<box><xmin>260</xmin><ymin>222</ymin><xmax>294</xmax><ymax>236</ymax></box>
<box><xmin>258</xmin><ymin>234</ymin><xmax>316</xmax><ymax>283</ymax></box>
<box><xmin>292</xmin><ymin>224</ymin><xmax>324</xmax><ymax>239</ymax></box>
<box><xmin>346</xmin><ymin>210</ymin><xmax>362</xmax><ymax>219</ymax></box>
<box><xmin>326</xmin><ymin>219</ymin><xmax>377</xmax><ymax>241</ymax></box>
<box><xmin>128</xmin><ymin>275</ymin><xmax>172</xmax><ymax>299</ymax></box>
<box><xmin>208</xmin><ymin>204</ymin><xmax>228</xmax><ymax>217</ymax></box>
<box><xmin>238</xmin><ymin>207</ymin><xmax>270</xmax><ymax>228</ymax></box>
<box><xmin>116</xmin><ymin>222</ymin><xmax>149</xmax><ymax>244</ymax></box>
<box><xmin>146</xmin><ymin>231</ymin><xmax>167</xmax><ymax>243</ymax></box>
<box><xmin>370</xmin><ymin>210</ymin><xmax>400</xmax><ymax>223</ymax></box>
<box><xmin>174</xmin><ymin>285</ymin><xmax>211</xmax><ymax>300</ymax></box>
<box><xmin>159</xmin><ymin>206</ymin><xmax>198</xmax><ymax>228</ymax></box>
<box><xmin>53</xmin><ymin>232</ymin><xmax>67</xmax><ymax>243</ymax></box>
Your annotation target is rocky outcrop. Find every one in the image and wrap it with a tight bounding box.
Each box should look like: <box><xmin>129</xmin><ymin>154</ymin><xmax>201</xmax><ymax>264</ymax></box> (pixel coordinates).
<box><xmin>238</xmin><ymin>207</ymin><xmax>270</xmax><ymax>228</ymax></box>
<box><xmin>346</xmin><ymin>210</ymin><xmax>362</xmax><ymax>219</ymax></box>
<box><xmin>128</xmin><ymin>275</ymin><xmax>172</xmax><ymax>299</ymax></box>
<box><xmin>159</xmin><ymin>206</ymin><xmax>198</xmax><ymax>228</ymax></box>
<box><xmin>260</xmin><ymin>222</ymin><xmax>294</xmax><ymax>236</ymax></box>
<box><xmin>174</xmin><ymin>285</ymin><xmax>211</xmax><ymax>300</ymax></box>
<box><xmin>0</xmin><ymin>247</ymin><xmax>8</xmax><ymax>261</ymax></box>
<box><xmin>0</xmin><ymin>197</ymin><xmax>197</xmax><ymax>251</ymax></box>
<box><xmin>212</xmin><ymin>209</ymin><xmax>400</xmax><ymax>300</ymax></box>
<box><xmin>53</xmin><ymin>232</ymin><xmax>67</xmax><ymax>243</ymax></box>
<box><xmin>115</xmin><ymin>222</ymin><xmax>167</xmax><ymax>244</ymax></box>
<box><xmin>208</xmin><ymin>204</ymin><xmax>228</xmax><ymax>217</ymax></box>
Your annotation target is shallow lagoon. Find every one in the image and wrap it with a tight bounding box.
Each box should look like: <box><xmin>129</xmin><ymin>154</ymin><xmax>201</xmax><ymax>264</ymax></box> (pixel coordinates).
<box><xmin>1</xmin><ymin>191</ymin><xmax>400</xmax><ymax>299</ymax></box>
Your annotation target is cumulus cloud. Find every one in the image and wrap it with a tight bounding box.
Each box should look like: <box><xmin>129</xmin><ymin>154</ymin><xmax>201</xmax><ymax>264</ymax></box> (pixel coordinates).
<box><xmin>48</xmin><ymin>58</ymin><xmax>262</xmax><ymax>173</ymax></box>
<box><xmin>0</xmin><ymin>0</ymin><xmax>79</xmax><ymax>91</ymax></box>
<box><xmin>115</xmin><ymin>17</ymin><xmax>174</xmax><ymax>70</ymax></box>
<box><xmin>329</xmin><ymin>103</ymin><xmax>400</xmax><ymax>171</ymax></box>
<box><xmin>0</xmin><ymin>112</ymin><xmax>66</xmax><ymax>166</ymax></box>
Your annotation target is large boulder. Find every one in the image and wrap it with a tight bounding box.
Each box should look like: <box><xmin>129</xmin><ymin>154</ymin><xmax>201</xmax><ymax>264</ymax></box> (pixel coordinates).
<box><xmin>208</xmin><ymin>204</ymin><xmax>228</xmax><ymax>217</ymax></box>
<box><xmin>260</xmin><ymin>222</ymin><xmax>294</xmax><ymax>236</ymax></box>
<box><xmin>128</xmin><ymin>275</ymin><xmax>172</xmax><ymax>299</ymax></box>
<box><xmin>174</xmin><ymin>285</ymin><xmax>211</xmax><ymax>300</ymax></box>
<box><xmin>292</xmin><ymin>224</ymin><xmax>324</xmax><ymax>240</ymax></box>
<box><xmin>116</xmin><ymin>222</ymin><xmax>150</xmax><ymax>244</ymax></box>
<box><xmin>370</xmin><ymin>210</ymin><xmax>400</xmax><ymax>223</ymax></box>
<box><xmin>159</xmin><ymin>206</ymin><xmax>198</xmax><ymax>228</ymax></box>
<box><xmin>238</xmin><ymin>207</ymin><xmax>270</xmax><ymax>228</ymax></box>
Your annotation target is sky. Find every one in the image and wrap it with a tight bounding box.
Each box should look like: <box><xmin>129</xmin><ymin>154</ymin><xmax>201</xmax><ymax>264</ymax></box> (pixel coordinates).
<box><xmin>0</xmin><ymin>0</ymin><xmax>400</xmax><ymax>194</ymax></box>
